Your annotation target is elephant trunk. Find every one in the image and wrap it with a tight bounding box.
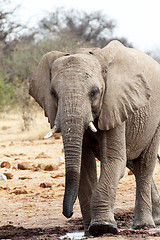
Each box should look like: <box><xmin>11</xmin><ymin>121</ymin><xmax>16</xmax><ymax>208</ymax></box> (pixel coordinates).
<box><xmin>56</xmin><ymin>91</ymin><xmax>93</xmax><ymax>218</ymax></box>
<box><xmin>61</xmin><ymin>115</ymin><xmax>84</xmax><ymax>218</ymax></box>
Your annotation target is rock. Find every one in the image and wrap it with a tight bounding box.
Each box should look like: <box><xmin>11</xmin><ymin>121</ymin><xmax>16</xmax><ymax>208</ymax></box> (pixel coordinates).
<box><xmin>4</xmin><ymin>154</ymin><xmax>11</xmax><ymax>157</ymax></box>
<box><xmin>1</xmin><ymin>145</ymin><xmax>6</xmax><ymax>148</ymax></box>
<box><xmin>17</xmin><ymin>162</ymin><xmax>31</xmax><ymax>170</ymax></box>
<box><xmin>9</xmin><ymin>141</ymin><xmax>14</xmax><ymax>146</ymax></box>
<box><xmin>128</xmin><ymin>170</ymin><xmax>133</xmax><ymax>175</ymax></box>
<box><xmin>19</xmin><ymin>176</ymin><xmax>32</xmax><ymax>180</ymax></box>
<box><xmin>51</xmin><ymin>173</ymin><xmax>65</xmax><ymax>178</ymax></box>
<box><xmin>31</xmin><ymin>163</ymin><xmax>46</xmax><ymax>171</ymax></box>
<box><xmin>3</xmin><ymin>173</ymin><xmax>13</xmax><ymax>179</ymax></box>
<box><xmin>1</xmin><ymin>126</ymin><xmax>10</xmax><ymax>130</ymax></box>
<box><xmin>45</xmin><ymin>164</ymin><xmax>58</xmax><ymax>171</ymax></box>
<box><xmin>40</xmin><ymin>182</ymin><xmax>52</xmax><ymax>188</ymax></box>
<box><xmin>57</xmin><ymin>183</ymin><xmax>65</xmax><ymax>188</ymax></box>
<box><xmin>0</xmin><ymin>174</ymin><xmax>7</xmax><ymax>181</ymax></box>
<box><xmin>19</xmin><ymin>153</ymin><xmax>27</xmax><ymax>156</ymax></box>
<box><xmin>12</xmin><ymin>189</ymin><xmax>28</xmax><ymax>195</ymax></box>
<box><xmin>37</xmin><ymin>163</ymin><xmax>46</xmax><ymax>170</ymax></box>
<box><xmin>35</xmin><ymin>152</ymin><xmax>51</xmax><ymax>159</ymax></box>
<box><xmin>54</xmin><ymin>133</ymin><xmax>61</xmax><ymax>140</ymax></box>
<box><xmin>1</xmin><ymin>161</ymin><xmax>11</xmax><ymax>169</ymax></box>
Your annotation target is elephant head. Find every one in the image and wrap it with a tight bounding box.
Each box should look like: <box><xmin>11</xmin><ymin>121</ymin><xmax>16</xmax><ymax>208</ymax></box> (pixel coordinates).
<box><xmin>29</xmin><ymin>40</ymin><xmax>151</xmax><ymax>218</ymax></box>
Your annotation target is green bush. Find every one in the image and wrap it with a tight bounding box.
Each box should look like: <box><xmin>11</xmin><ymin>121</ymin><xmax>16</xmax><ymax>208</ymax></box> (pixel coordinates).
<box><xmin>0</xmin><ymin>77</ymin><xmax>16</xmax><ymax>111</ymax></box>
<box><xmin>0</xmin><ymin>33</ymin><xmax>91</xmax><ymax>127</ymax></box>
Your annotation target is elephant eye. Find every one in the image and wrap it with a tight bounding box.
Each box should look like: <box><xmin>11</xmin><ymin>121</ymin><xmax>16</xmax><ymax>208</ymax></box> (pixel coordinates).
<box><xmin>50</xmin><ymin>88</ymin><xmax>58</xmax><ymax>101</ymax></box>
<box><xmin>90</xmin><ymin>87</ymin><xmax>100</xmax><ymax>101</ymax></box>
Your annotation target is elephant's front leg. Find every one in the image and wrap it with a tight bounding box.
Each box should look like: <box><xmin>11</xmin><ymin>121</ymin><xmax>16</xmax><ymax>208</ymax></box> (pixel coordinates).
<box><xmin>78</xmin><ymin>145</ymin><xmax>97</xmax><ymax>236</ymax></box>
<box><xmin>89</xmin><ymin>123</ymin><xmax>126</xmax><ymax>236</ymax></box>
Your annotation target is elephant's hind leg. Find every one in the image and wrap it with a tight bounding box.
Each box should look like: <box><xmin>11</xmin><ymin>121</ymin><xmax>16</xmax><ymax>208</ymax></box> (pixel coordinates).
<box><xmin>151</xmin><ymin>179</ymin><xmax>160</xmax><ymax>225</ymax></box>
<box><xmin>127</xmin><ymin>160</ymin><xmax>160</xmax><ymax>226</ymax></box>
<box><xmin>78</xmin><ymin>145</ymin><xmax>97</xmax><ymax>236</ymax></box>
<box><xmin>132</xmin><ymin>126</ymin><xmax>160</xmax><ymax>229</ymax></box>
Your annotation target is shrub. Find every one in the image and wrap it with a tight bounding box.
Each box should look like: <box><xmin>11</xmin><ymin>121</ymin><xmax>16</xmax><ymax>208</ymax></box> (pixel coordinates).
<box><xmin>0</xmin><ymin>76</ymin><xmax>16</xmax><ymax>111</ymax></box>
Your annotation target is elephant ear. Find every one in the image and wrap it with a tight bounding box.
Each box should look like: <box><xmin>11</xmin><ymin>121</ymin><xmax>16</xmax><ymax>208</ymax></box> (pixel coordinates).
<box><xmin>29</xmin><ymin>51</ymin><xmax>66</xmax><ymax>127</ymax></box>
<box><xmin>97</xmin><ymin>40</ymin><xmax>152</xmax><ymax>130</ymax></box>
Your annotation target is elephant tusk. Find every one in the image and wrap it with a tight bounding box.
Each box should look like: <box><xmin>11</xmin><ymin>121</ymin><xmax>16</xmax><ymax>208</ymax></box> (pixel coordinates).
<box><xmin>44</xmin><ymin>125</ymin><xmax>58</xmax><ymax>139</ymax></box>
<box><xmin>88</xmin><ymin>122</ymin><xmax>97</xmax><ymax>133</ymax></box>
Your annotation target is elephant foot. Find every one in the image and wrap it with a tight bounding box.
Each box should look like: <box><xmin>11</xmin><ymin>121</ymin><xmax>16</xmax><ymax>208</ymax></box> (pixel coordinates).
<box><xmin>132</xmin><ymin>223</ymin><xmax>155</xmax><ymax>230</ymax></box>
<box><xmin>153</xmin><ymin>214</ymin><xmax>160</xmax><ymax>225</ymax></box>
<box><xmin>155</xmin><ymin>220</ymin><xmax>160</xmax><ymax>225</ymax></box>
<box><xmin>153</xmin><ymin>215</ymin><xmax>160</xmax><ymax>226</ymax></box>
<box><xmin>153</xmin><ymin>206</ymin><xmax>160</xmax><ymax>225</ymax></box>
<box><xmin>89</xmin><ymin>221</ymin><xmax>118</xmax><ymax>237</ymax></box>
<box><xmin>84</xmin><ymin>230</ymin><xmax>91</xmax><ymax>237</ymax></box>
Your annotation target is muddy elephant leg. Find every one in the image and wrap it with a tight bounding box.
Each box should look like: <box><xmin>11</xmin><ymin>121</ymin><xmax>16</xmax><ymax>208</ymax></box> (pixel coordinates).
<box><xmin>78</xmin><ymin>145</ymin><xmax>97</xmax><ymax>236</ymax></box>
<box><xmin>89</xmin><ymin>124</ymin><xmax>126</xmax><ymax>236</ymax></box>
<box><xmin>132</xmin><ymin>127</ymin><xmax>160</xmax><ymax>229</ymax></box>
<box><xmin>127</xmin><ymin>160</ymin><xmax>160</xmax><ymax>226</ymax></box>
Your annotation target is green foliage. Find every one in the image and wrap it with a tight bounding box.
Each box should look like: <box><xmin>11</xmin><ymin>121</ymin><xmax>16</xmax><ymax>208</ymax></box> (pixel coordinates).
<box><xmin>0</xmin><ymin>33</ymin><xmax>90</xmax><ymax>127</ymax></box>
<box><xmin>0</xmin><ymin>5</ymin><xmax>133</xmax><ymax>128</ymax></box>
<box><xmin>3</xmin><ymin>34</ymin><xmax>91</xmax><ymax>86</ymax></box>
<box><xmin>0</xmin><ymin>76</ymin><xmax>15</xmax><ymax>111</ymax></box>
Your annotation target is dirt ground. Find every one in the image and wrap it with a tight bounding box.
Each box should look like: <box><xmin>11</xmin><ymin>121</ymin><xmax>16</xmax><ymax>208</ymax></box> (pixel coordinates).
<box><xmin>0</xmin><ymin>110</ymin><xmax>160</xmax><ymax>240</ymax></box>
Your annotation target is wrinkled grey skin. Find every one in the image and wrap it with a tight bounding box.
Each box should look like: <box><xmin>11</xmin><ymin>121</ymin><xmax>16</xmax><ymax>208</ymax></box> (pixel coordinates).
<box><xmin>29</xmin><ymin>41</ymin><xmax>160</xmax><ymax>237</ymax></box>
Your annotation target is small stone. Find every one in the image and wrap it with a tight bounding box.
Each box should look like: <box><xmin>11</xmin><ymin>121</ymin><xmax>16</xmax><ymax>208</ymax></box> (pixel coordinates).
<box><xmin>32</xmin><ymin>163</ymin><xmax>46</xmax><ymax>171</ymax></box>
<box><xmin>19</xmin><ymin>153</ymin><xmax>27</xmax><ymax>156</ymax></box>
<box><xmin>40</xmin><ymin>182</ymin><xmax>52</xmax><ymax>188</ymax></box>
<box><xmin>57</xmin><ymin>183</ymin><xmax>65</xmax><ymax>188</ymax></box>
<box><xmin>1</xmin><ymin>126</ymin><xmax>10</xmax><ymax>130</ymax></box>
<box><xmin>3</xmin><ymin>173</ymin><xmax>13</xmax><ymax>179</ymax></box>
<box><xmin>51</xmin><ymin>173</ymin><xmax>65</xmax><ymax>178</ymax></box>
<box><xmin>1</xmin><ymin>145</ymin><xmax>6</xmax><ymax>148</ymax></box>
<box><xmin>4</xmin><ymin>154</ymin><xmax>11</xmax><ymax>157</ymax></box>
<box><xmin>35</xmin><ymin>152</ymin><xmax>51</xmax><ymax>159</ymax></box>
<box><xmin>128</xmin><ymin>170</ymin><xmax>133</xmax><ymax>175</ymax></box>
<box><xmin>17</xmin><ymin>162</ymin><xmax>31</xmax><ymax>170</ymax></box>
<box><xmin>37</xmin><ymin>163</ymin><xmax>46</xmax><ymax>170</ymax></box>
<box><xmin>12</xmin><ymin>189</ymin><xmax>28</xmax><ymax>195</ymax></box>
<box><xmin>0</xmin><ymin>174</ymin><xmax>7</xmax><ymax>181</ymax></box>
<box><xmin>54</xmin><ymin>133</ymin><xmax>61</xmax><ymax>139</ymax></box>
<box><xmin>1</xmin><ymin>161</ymin><xmax>11</xmax><ymax>169</ymax></box>
<box><xmin>45</xmin><ymin>164</ymin><xmax>58</xmax><ymax>171</ymax></box>
<box><xmin>19</xmin><ymin>176</ymin><xmax>32</xmax><ymax>180</ymax></box>
<box><xmin>9</xmin><ymin>141</ymin><xmax>14</xmax><ymax>146</ymax></box>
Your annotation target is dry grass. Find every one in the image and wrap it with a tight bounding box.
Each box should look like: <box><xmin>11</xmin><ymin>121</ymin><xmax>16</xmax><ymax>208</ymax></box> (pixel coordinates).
<box><xmin>0</xmin><ymin>107</ymin><xmax>50</xmax><ymax>142</ymax></box>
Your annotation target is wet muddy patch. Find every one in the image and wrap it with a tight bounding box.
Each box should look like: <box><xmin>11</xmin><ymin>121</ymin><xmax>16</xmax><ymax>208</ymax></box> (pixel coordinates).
<box><xmin>0</xmin><ymin>210</ymin><xmax>159</xmax><ymax>239</ymax></box>
<box><xmin>0</xmin><ymin>224</ymin><xmax>66</xmax><ymax>239</ymax></box>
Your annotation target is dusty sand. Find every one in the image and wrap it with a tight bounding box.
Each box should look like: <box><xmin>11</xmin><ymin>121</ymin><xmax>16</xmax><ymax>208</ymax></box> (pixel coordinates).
<box><xmin>0</xmin><ymin>109</ymin><xmax>159</xmax><ymax>239</ymax></box>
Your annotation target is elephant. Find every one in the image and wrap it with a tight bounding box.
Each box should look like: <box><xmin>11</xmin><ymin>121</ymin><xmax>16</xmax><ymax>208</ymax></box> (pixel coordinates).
<box><xmin>29</xmin><ymin>40</ymin><xmax>160</xmax><ymax>237</ymax></box>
